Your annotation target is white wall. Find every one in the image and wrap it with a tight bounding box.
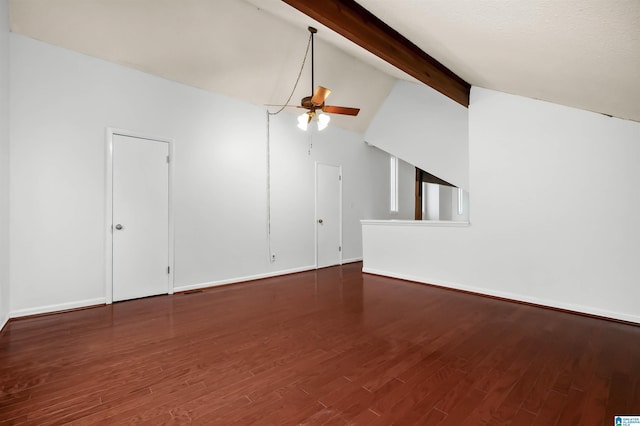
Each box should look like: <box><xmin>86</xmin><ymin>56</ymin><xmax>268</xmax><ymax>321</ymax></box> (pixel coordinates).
<box><xmin>363</xmin><ymin>87</ymin><xmax>640</xmax><ymax>324</ymax></box>
<box><xmin>265</xmin><ymin>121</ymin><xmax>413</xmax><ymax>268</ymax></box>
<box><xmin>364</xmin><ymin>80</ymin><xmax>469</xmax><ymax>190</ymax></box>
<box><xmin>367</xmin><ymin>150</ymin><xmax>414</xmax><ymax>221</ymax></box>
<box><xmin>0</xmin><ymin>0</ymin><xmax>10</xmax><ymax>329</ymax></box>
<box><xmin>425</xmin><ymin>183</ymin><xmax>439</xmax><ymax>220</ymax></box>
<box><xmin>439</xmin><ymin>185</ymin><xmax>452</xmax><ymax>220</ymax></box>
<box><xmin>9</xmin><ymin>34</ymin><xmax>397</xmax><ymax>316</ymax></box>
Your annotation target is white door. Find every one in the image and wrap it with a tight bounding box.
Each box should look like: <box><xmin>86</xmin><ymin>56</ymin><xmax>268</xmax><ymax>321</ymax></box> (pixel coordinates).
<box><xmin>316</xmin><ymin>164</ymin><xmax>341</xmax><ymax>268</ymax></box>
<box><xmin>112</xmin><ymin>134</ymin><xmax>169</xmax><ymax>301</ymax></box>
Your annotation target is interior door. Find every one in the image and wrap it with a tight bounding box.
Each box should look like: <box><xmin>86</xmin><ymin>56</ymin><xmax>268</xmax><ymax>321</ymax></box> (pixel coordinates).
<box><xmin>316</xmin><ymin>163</ymin><xmax>341</xmax><ymax>268</ymax></box>
<box><xmin>112</xmin><ymin>134</ymin><xmax>169</xmax><ymax>301</ymax></box>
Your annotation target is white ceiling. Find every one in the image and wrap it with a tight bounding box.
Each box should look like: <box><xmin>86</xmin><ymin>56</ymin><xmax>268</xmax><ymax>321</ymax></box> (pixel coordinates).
<box><xmin>9</xmin><ymin>0</ymin><xmax>640</xmax><ymax>133</ymax></box>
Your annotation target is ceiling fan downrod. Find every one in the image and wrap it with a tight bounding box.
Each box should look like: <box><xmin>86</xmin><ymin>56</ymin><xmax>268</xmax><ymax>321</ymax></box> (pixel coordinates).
<box><xmin>309</xmin><ymin>26</ymin><xmax>317</xmax><ymax>95</ymax></box>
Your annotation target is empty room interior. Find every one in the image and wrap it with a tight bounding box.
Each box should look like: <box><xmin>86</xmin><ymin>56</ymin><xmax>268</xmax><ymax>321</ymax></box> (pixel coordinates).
<box><xmin>1</xmin><ymin>0</ymin><xmax>640</xmax><ymax>424</ymax></box>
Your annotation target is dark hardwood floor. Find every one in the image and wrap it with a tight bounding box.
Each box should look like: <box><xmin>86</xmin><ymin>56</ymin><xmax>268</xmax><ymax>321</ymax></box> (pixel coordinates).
<box><xmin>1</xmin><ymin>262</ymin><xmax>639</xmax><ymax>425</ymax></box>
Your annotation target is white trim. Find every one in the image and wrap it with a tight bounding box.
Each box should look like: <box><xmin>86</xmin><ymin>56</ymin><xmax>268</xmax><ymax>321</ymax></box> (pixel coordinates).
<box><xmin>10</xmin><ymin>298</ymin><xmax>107</xmax><ymax>318</ymax></box>
<box><xmin>342</xmin><ymin>257</ymin><xmax>363</xmax><ymax>264</ymax></box>
<box><xmin>361</xmin><ymin>219</ymin><xmax>470</xmax><ymax>227</ymax></box>
<box><xmin>315</xmin><ymin>162</ymin><xmax>343</xmax><ymax>268</ymax></box>
<box><xmin>174</xmin><ymin>265</ymin><xmax>317</xmax><ymax>293</ymax></box>
<box><xmin>104</xmin><ymin>128</ymin><xmax>113</xmax><ymax>303</ymax></box>
<box><xmin>362</xmin><ymin>267</ymin><xmax>640</xmax><ymax>325</ymax></box>
<box><xmin>105</xmin><ymin>128</ymin><xmax>175</xmax><ymax>304</ymax></box>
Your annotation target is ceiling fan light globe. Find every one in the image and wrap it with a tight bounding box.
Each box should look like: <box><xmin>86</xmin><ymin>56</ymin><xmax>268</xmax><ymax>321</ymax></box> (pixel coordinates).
<box><xmin>297</xmin><ymin>113</ymin><xmax>309</xmax><ymax>131</ymax></box>
<box><xmin>317</xmin><ymin>113</ymin><xmax>330</xmax><ymax>131</ymax></box>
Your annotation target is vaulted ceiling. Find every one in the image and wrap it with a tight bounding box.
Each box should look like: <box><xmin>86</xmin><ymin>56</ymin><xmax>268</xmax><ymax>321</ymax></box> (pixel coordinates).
<box><xmin>9</xmin><ymin>0</ymin><xmax>640</xmax><ymax>133</ymax></box>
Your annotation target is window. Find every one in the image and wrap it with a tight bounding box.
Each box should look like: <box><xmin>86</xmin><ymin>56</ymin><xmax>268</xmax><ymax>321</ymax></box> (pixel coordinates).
<box><xmin>390</xmin><ymin>155</ymin><xmax>398</xmax><ymax>213</ymax></box>
<box><xmin>414</xmin><ymin>167</ymin><xmax>469</xmax><ymax>221</ymax></box>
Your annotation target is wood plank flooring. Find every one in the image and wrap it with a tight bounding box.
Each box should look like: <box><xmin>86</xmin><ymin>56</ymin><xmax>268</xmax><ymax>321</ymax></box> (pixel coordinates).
<box><xmin>1</xmin><ymin>262</ymin><xmax>639</xmax><ymax>425</ymax></box>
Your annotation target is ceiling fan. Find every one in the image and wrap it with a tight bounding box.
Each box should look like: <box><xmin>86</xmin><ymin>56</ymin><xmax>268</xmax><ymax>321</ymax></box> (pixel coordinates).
<box><xmin>278</xmin><ymin>26</ymin><xmax>360</xmax><ymax>131</ymax></box>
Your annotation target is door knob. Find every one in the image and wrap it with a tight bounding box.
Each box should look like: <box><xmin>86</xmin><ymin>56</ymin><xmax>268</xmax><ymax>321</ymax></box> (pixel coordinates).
<box><xmin>115</xmin><ymin>224</ymin><xmax>124</xmax><ymax>230</ymax></box>
<box><xmin>318</xmin><ymin>219</ymin><xmax>323</xmax><ymax>224</ymax></box>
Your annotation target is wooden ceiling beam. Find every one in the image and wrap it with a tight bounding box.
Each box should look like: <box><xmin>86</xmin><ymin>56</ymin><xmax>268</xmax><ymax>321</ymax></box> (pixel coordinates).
<box><xmin>281</xmin><ymin>0</ymin><xmax>470</xmax><ymax>107</ymax></box>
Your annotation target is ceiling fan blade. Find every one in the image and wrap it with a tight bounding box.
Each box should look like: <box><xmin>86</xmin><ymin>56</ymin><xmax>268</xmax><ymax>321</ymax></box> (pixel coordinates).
<box><xmin>311</xmin><ymin>86</ymin><xmax>331</xmax><ymax>106</ymax></box>
<box><xmin>322</xmin><ymin>105</ymin><xmax>360</xmax><ymax>116</ymax></box>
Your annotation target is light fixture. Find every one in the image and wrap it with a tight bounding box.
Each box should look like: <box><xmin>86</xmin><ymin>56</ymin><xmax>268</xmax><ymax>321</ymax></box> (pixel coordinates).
<box><xmin>297</xmin><ymin>111</ymin><xmax>330</xmax><ymax>132</ymax></box>
<box><xmin>267</xmin><ymin>27</ymin><xmax>360</xmax><ymax>134</ymax></box>
<box><xmin>297</xmin><ymin>112</ymin><xmax>309</xmax><ymax>131</ymax></box>
<box><xmin>317</xmin><ymin>113</ymin><xmax>330</xmax><ymax>131</ymax></box>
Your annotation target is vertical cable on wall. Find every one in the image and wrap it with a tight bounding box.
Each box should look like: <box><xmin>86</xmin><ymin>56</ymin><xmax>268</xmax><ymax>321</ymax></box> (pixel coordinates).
<box><xmin>264</xmin><ymin>31</ymin><xmax>313</xmax><ymax>263</ymax></box>
<box><xmin>266</xmin><ymin>111</ymin><xmax>274</xmax><ymax>263</ymax></box>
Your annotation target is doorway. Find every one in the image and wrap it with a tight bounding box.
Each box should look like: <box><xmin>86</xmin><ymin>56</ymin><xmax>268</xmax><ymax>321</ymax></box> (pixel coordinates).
<box><xmin>106</xmin><ymin>130</ymin><xmax>174</xmax><ymax>303</ymax></box>
<box><xmin>316</xmin><ymin>163</ymin><xmax>342</xmax><ymax>268</ymax></box>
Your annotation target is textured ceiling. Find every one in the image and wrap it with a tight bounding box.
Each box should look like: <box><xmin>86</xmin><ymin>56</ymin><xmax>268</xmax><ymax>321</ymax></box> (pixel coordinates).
<box><xmin>356</xmin><ymin>0</ymin><xmax>640</xmax><ymax>122</ymax></box>
<box><xmin>9</xmin><ymin>0</ymin><xmax>640</xmax><ymax>131</ymax></box>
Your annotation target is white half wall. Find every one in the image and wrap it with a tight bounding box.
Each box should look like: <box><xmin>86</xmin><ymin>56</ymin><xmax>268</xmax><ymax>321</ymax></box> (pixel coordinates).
<box><xmin>364</xmin><ymin>80</ymin><xmax>469</xmax><ymax>190</ymax></box>
<box><xmin>9</xmin><ymin>34</ymin><xmax>400</xmax><ymax>316</ymax></box>
<box><xmin>0</xmin><ymin>0</ymin><xmax>9</xmax><ymax>330</ymax></box>
<box><xmin>363</xmin><ymin>87</ymin><xmax>640</xmax><ymax>324</ymax></box>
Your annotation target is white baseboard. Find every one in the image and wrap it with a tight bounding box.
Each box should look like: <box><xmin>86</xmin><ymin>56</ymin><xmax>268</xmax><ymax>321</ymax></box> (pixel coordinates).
<box><xmin>342</xmin><ymin>257</ymin><xmax>363</xmax><ymax>264</ymax></box>
<box><xmin>6</xmin><ymin>264</ymin><xmax>329</xmax><ymax>318</ymax></box>
<box><xmin>174</xmin><ymin>264</ymin><xmax>318</xmax><ymax>293</ymax></box>
<box><xmin>363</xmin><ymin>267</ymin><xmax>640</xmax><ymax>325</ymax></box>
<box><xmin>10</xmin><ymin>297</ymin><xmax>107</xmax><ymax>319</ymax></box>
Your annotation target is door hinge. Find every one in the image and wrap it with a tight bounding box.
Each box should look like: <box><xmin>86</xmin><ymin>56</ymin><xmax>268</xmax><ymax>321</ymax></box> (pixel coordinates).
<box><xmin>339</xmin><ymin>246</ymin><xmax>342</xmax><ymax>252</ymax></box>
<box><xmin>339</xmin><ymin>175</ymin><xmax>342</xmax><ymax>181</ymax></box>
<box><xmin>167</xmin><ymin>266</ymin><xmax>170</xmax><ymax>274</ymax></box>
<box><xmin>166</xmin><ymin>155</ymin><xmax>170</xmax><ymax>163</ymax></box>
